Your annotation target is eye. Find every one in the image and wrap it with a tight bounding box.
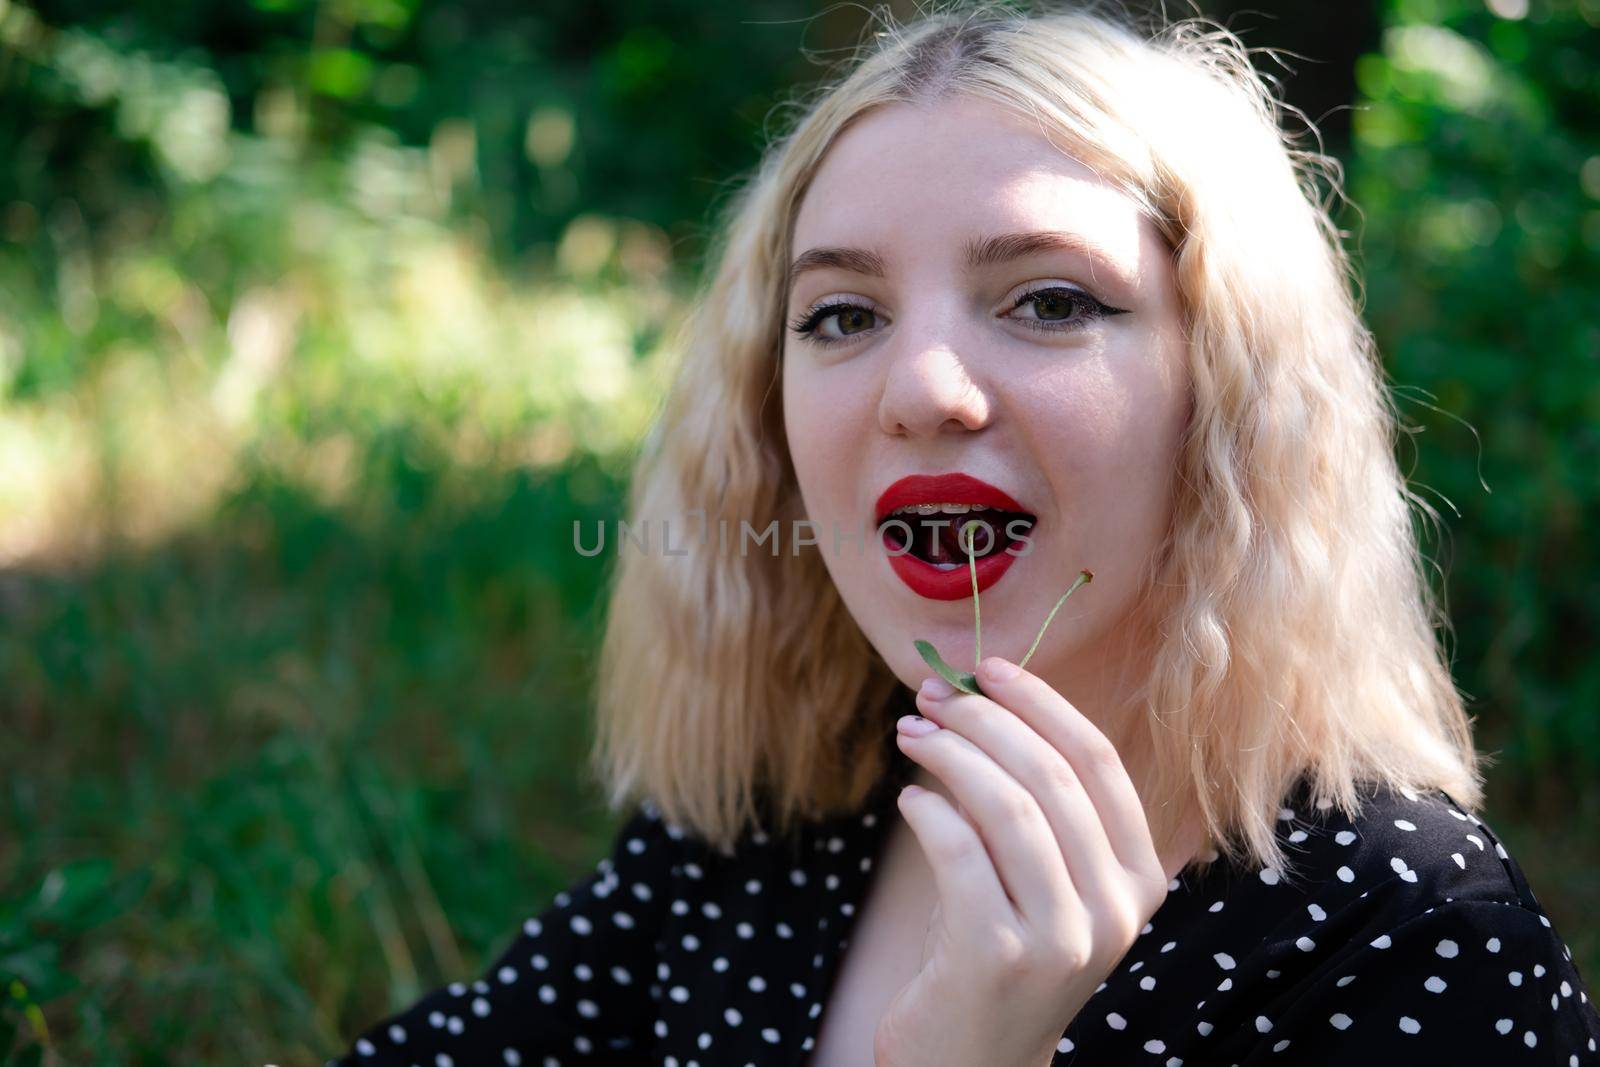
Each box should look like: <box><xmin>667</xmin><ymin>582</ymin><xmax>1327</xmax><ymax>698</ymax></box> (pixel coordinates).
<box><xmin>787</xmin><ymin>299</ymin><xmax>884</xmax><ymax>347</ymax></box>
<box><xmin>1004</xmin><ymin>285</ymin><xmax>1129</xmax><ymax>334</ymax></box>
<box><xmin>786</xmin><ymin>285</ymin><xmax>1129</xmax><ymax>348</ymax></box>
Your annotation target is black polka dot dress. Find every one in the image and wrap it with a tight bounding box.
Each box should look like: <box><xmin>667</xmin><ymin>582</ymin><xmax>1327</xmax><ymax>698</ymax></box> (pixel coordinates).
<box><xmin>331</xmin><ymin>718</ymin><xmax>1600</xmax><ymax>1066</ymax></box>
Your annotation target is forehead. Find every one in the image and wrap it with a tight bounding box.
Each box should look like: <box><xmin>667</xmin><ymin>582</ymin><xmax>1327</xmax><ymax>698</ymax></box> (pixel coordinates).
<box><xmin>791</xmin><ymin>96</ymin><xmax>1148</xmax><ymax>274</ymax></box>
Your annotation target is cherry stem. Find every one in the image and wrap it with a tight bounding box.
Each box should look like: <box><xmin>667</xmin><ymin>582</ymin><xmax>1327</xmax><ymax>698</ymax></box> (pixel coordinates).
<box><xmin>961</xmin><ymin>520</ymin><xmax>982</xmax><ymax>666</ymax></box>
<box><xmin>1018</xmin><ymin>569</ymin><xmax>1094</xmax><ymax>671</ymax></box>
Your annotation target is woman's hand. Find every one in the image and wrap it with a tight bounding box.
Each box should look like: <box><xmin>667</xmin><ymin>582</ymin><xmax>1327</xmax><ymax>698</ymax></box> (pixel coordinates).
<box><xmin>873</xmin><ymin>656</ymin><xmax>1171</xmax><ymax>1067</ymax></box>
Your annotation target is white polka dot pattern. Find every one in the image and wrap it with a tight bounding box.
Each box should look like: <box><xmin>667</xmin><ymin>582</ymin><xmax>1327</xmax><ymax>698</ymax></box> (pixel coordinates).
<box><xmin>329</xmin><ymin>736</ymin><xmax>1600</xmax><ymax>1065</ymax></box>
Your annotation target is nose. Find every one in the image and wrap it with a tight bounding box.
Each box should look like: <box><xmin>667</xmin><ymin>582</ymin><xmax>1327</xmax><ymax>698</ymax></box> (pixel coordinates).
<box><xmin>877</xmin><ymin>329</ymin><xmax>992</xmax><ymax>439</ymax></box>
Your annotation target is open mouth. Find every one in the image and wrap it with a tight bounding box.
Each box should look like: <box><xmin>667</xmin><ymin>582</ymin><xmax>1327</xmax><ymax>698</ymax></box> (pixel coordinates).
<box><xmin>878</xmin><ymin>504</ymin><xmax>1037</xmax><ymax>569</ymax></box>
<box><xmin>873</xmin><ymin>472</ymin><xmax>1037</xmax><ymax>600</ymax></box>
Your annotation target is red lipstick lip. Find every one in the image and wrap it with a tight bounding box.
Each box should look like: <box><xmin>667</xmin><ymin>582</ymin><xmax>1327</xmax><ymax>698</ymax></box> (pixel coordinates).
<box><xmin>874</xmin><ymin>473</ymin><xmax>1033</xmax><ymax>602</ymax></box>
<box><xmin>873</xmin><ymin>473</ymin><xmax>1028</xmax><ymax>523</ymax></box>
<box><xmin>886</xmin><ymin>544</ymin><xmax>1022</xmax><ymax>600</ymax></box>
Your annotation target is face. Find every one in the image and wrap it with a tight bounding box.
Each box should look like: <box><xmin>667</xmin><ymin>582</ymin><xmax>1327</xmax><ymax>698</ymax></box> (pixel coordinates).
<box><xmin>781</xmin><ymin>95</ymin><xmax>1191</xmax><ymax>708</ymax></box>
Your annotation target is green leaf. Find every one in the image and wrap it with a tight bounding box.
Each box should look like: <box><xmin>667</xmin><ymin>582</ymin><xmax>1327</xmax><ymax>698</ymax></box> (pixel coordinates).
<box><xmin>913</xmin><ymin>639</ymin><xmax>982</xmax><ymax>695</ymax></box>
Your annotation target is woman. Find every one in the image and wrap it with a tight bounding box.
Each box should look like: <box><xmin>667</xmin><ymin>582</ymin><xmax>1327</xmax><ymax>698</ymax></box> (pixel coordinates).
<box><xmin>332</xmin><ymin>3</ymin><xmax>1600</xmax><ymax>1064</ymax></box>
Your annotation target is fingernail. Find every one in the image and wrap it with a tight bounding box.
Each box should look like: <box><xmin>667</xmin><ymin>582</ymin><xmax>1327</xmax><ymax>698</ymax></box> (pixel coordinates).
<box><xmin>919</xmin><ymin>676</ymin><xmax>957</xmax><ymax>700</ymax></box>
<box><xmin>980</xmin><ymin>657</ymin><xmax>1020</xmax><ymax>681</ymax></box>
<box><xmin>896</xmin><ymin>714</ymin><xmax>940</xmax><ymax>737</ymax></box>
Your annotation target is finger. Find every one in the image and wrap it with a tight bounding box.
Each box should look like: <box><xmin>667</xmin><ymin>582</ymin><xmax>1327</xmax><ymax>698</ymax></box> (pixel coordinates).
<box><xmin>895</xmin><ymin>783</ymin><xmax>1017</xmax><ymax>946</ymax></box>
<box><xmin>974</xmin><ymin>657</ymin><xmax>1161</xmax><ymax>876</ymax></box>
<box><xmin>896</xmin><ymin>721</ymin><xmax>1078</xmax><ymax>931</ymax></box>
<box><xmin>915</xmin><ymin>681</ymin><xmax>1123</xmax><ymax>926</ymax></box>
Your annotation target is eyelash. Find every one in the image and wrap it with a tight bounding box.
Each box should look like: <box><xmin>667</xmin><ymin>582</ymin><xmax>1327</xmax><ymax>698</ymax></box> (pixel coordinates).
<box><xmin>786</xmin><ymin>286</ymin><xmax>1128</xmax><ymax>347</ymax></box>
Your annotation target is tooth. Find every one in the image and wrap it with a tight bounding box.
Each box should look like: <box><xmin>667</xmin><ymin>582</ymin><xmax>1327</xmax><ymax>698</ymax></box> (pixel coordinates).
<box><xmin>885</xmin><ymin>501</ymin><xmax>1008</xmax><ymax>518</ymax></box>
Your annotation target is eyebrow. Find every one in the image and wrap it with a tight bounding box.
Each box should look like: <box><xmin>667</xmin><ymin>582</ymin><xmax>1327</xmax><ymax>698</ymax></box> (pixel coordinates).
<box><xmin>785</xmin><ymin>230</ymin><xmax>1131</xmax><ymax>298</ymax></box>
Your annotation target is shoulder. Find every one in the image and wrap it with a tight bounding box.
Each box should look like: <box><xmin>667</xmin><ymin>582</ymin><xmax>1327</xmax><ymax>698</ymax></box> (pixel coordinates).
<box><xmin>1168</xmin><ymin>776</ymin><xmax>1542</xmax><ymax>918</ymax></box>
<box><xmin>1262</xmin><ymin>776</ymin><xmax>1536</xmax><ymax>916</ymax></box>
<box><xmin>1137</xmin><ymin>775</ymin><xmax>1592</xmax><ymax>1011</ymax></box>
<box><xmin>1228</xmin><ymin>775</ymin><xmax>1593</xmax><ymax>994</ymax></box>
<box><xmin>1068</xmin><ymin>780</ymin><xmax>1600</xmax><ymax>1062</ymax></box>
<box><xmin>1203</xmin><ymin>780</ymin><xmax>1600</xmax><ymax>1059</ymax></box>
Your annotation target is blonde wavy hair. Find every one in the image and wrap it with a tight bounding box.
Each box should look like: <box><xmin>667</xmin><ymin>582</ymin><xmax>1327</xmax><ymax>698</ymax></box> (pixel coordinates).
<box><xmin>589</xmin><ymin>0</ymin><xmax>1485</xmax><ymax>879</ymax></box>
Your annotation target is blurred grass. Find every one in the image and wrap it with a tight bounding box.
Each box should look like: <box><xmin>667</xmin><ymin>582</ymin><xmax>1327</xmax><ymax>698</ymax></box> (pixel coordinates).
<box><xmin>0</xmin><ymin>7</ymin><xmax>694</xmax><ymax>1057</ymax></box>
<box><xmin>0</xmin><ymin>181</ymin><xmax>689</xmax><ymax>1063</ymax></box>
<box><xmin>1</xmin><ymin>0</ymin><xmax>1598</xmax><ymax>1063</ymax></box>
<box><xmin>4</xmin><ymin>450</ymin><xmax>645</xmax><ymax>1062</ymax></box>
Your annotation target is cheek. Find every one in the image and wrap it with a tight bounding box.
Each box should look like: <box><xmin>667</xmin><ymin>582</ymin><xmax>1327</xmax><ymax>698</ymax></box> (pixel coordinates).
<box><xmin>783</xmin><ymin>359</ymin><xmax>861</xmax><ymax>515</ymax></box>
<box><xmin>1026</xmin><ymin>350</ymin><xmax>1187</xmax><ymax>498</ymax></box>
<box><xmin>1025</xmin><ymin>372</ymin><xmax>1139</xmax><ymax>470</ymax></box>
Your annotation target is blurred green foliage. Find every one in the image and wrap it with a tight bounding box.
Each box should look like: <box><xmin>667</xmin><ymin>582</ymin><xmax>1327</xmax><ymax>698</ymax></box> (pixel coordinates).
<box><xmin>1347</xmin><ymin>0</ymin><xmax>1600</xmax><ymax>942</ymax></box>
<box><xmin>0</xmin><ymin>0</ymin><xmax>1596</xmax><ymax>1062</ymax></box>
<box><xmin>1350</xmin><ymin>0</ymin><xmax>1600</xmax><ymax>809</ymax></box>
<box><xmin>1352</xmin><ymin>0</ymin><xmax>1600</xmax><ymax>767</ymax></box>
